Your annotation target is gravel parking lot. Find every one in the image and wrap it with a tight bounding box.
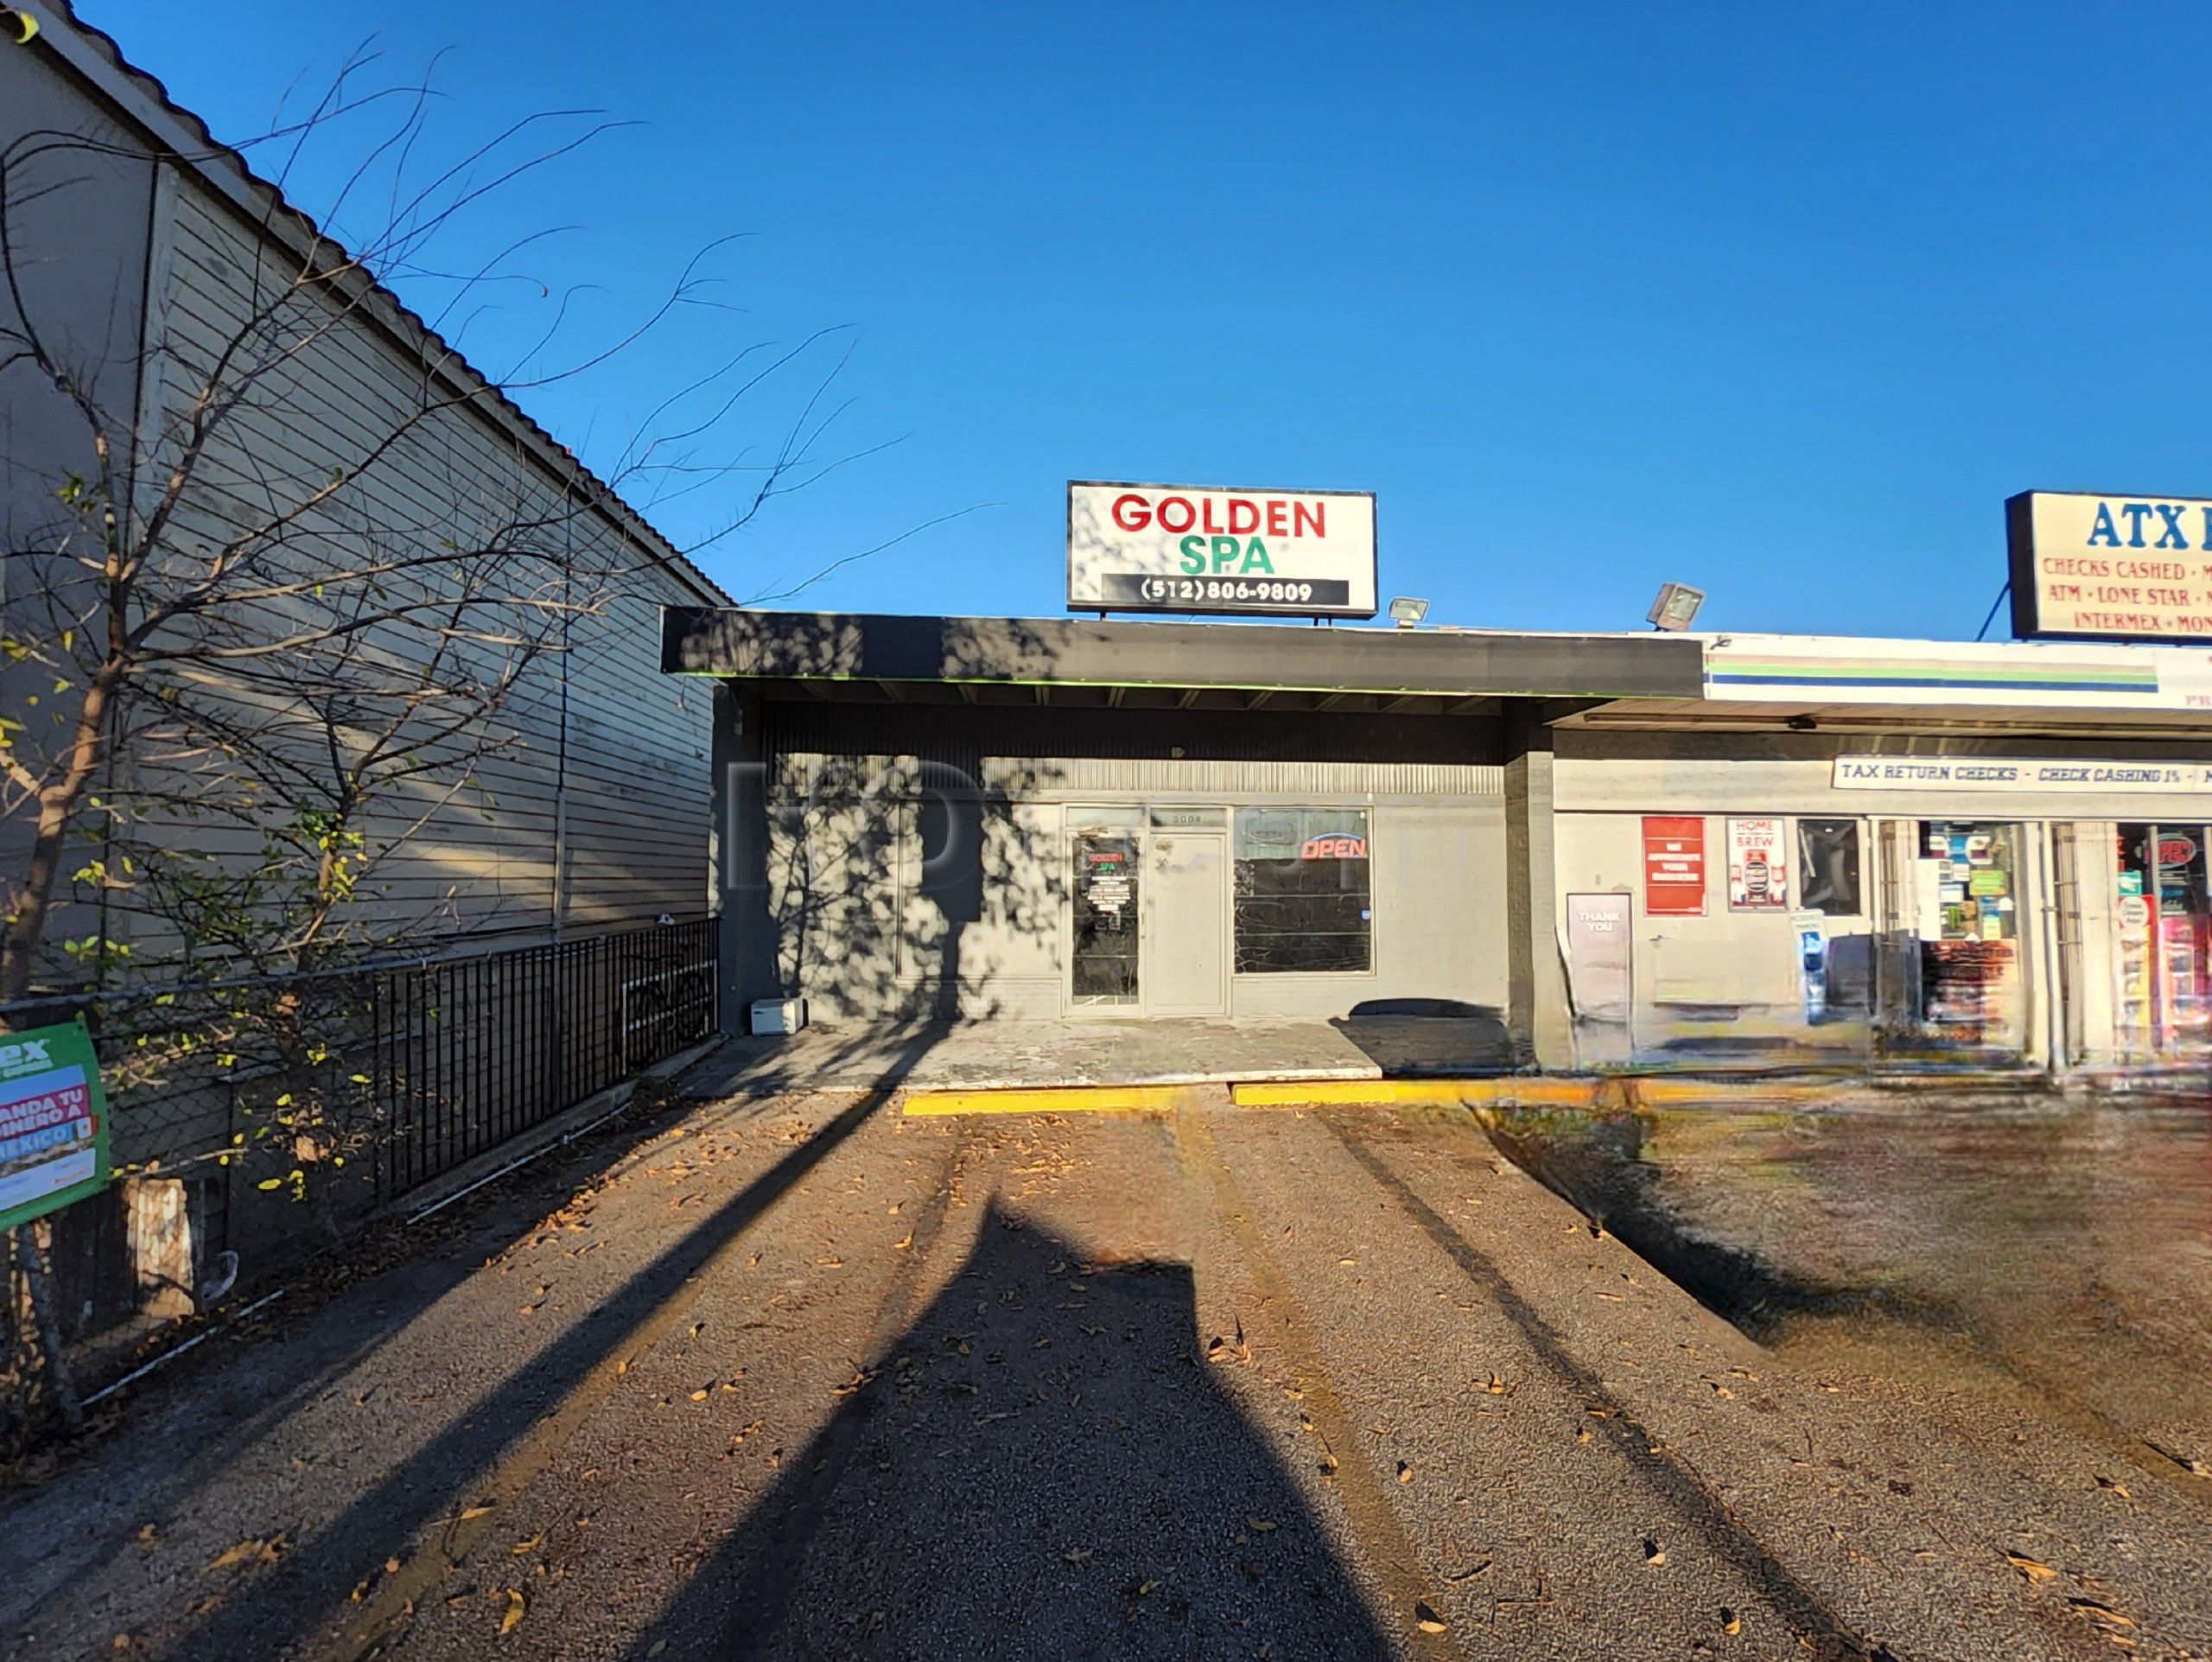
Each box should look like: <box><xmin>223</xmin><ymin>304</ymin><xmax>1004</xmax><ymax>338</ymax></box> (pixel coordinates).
<box><xmin>4</xmin><ymin>1084</ymin><xmax>2208</xmax><ymax>1661</ymax></box>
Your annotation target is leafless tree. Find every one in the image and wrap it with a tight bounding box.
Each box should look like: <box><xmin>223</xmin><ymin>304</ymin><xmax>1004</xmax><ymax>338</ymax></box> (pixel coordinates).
<box><xmin>0</xmin><ymin>44</ymin><xmax>959</xmax><ymax>1434</ymax></box>
<box><xmin>0</xmin><ymin>49</ymin><xmax>899</xmax><ymax>1012</ymax></box>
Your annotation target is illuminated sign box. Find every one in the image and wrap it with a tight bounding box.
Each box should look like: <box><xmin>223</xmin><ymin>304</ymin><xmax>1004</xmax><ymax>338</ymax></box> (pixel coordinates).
<box><xmin>2008</xmin><ymin>490</ymin><xmax>2212</xmax><ymax>642</ymax></box>
<box><xmin>1067</xmin><ymin>481</ymin><xmax>1377</xmax><ymax>619</ymax></box>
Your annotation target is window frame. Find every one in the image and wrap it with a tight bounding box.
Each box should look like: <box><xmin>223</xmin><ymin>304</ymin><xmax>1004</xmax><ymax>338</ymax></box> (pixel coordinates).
<box><xmin>1795</xmin><ymin>816</ymin><xmax>1866</xmax><ymax>919</ymax></box>
<box><xmin>1230</xmin><ymin>805</ymin><xmax>1376</xmax><ymax>977</ymax></box>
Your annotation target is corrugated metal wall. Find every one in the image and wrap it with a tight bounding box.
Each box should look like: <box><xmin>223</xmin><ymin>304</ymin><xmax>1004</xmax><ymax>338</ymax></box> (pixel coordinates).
<box><xmin>763</xmin><ymin>699</ymin><xmax>1503</xmax><ymax>770</ymax></box>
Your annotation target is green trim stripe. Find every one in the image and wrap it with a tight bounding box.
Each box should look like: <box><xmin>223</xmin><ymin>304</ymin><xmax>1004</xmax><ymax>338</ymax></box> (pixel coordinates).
<box><xmin>1719</xmin><ymin>658</ymin><xmax>2157</xmax><ymax>688</ymax></box>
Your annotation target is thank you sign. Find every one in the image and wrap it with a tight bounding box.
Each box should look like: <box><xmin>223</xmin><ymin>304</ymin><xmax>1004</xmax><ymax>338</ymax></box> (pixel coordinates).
<box><xmin>0</xmin><ymin>1020</ymin><xmax>109</xmax><ymax>1232</ymax></box>
<box><xmin>2009</xmin><ymin>491</ymin><xmax>2212</xmax><ymax>640</ymax></box>
<box><xmin>1068</xmin><ymin>481</ymin><xmax>1377</xmax><ymax>618</ymax></box>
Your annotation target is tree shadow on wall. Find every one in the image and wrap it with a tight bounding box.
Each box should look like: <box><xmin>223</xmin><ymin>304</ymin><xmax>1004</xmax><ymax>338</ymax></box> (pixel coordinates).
<box><xmin>754</xmin><ymin>752</ymin><xmax>1061</xmax><ymax>1032</ymax></box>
<box><xmin>623</xmin><ymin>1206</ymin><xmax>1393</xmax><ymax>1660</ymax></box>
<box><xmin>734</xmin><ymin>614</ymin><xmax>1073</xmax><ymax>1036</ymax></box>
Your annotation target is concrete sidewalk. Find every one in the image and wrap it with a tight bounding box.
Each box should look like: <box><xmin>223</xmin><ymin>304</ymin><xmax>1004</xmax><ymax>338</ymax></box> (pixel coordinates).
<box><xmin>681</xmin><ymin>1013</ymin><xmax>1516</xmax><ymax>1095</ymax></box>
<box><xmin>680</xmin><ymin>1017</ymin><xmax>2091</xmax><ymax>1108</ymax></box>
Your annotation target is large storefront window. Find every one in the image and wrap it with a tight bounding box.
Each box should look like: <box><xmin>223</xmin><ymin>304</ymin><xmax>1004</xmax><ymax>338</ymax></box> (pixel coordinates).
<box><xmin>1233</xmin><ymin>807</ymin><xmax>1371</xmax><ymax>973</ymax></box>
<box><xmin>2115</xmin><ymin>823</ymin><xmax>2211</xmax><ymax>1054</ymax></box>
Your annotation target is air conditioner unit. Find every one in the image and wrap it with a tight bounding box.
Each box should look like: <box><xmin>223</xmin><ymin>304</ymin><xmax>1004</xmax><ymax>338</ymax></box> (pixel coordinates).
<box><xmin>750</xmin><ymin>997</ymin><xmax>807</xmax><ymax>1035</ymax></box>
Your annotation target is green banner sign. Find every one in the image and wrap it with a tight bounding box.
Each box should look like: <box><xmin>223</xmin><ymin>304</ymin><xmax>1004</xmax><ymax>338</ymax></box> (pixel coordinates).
<box><xmin>0</xmin><ymin>1020</ymin><xmax>111</xmax><ymax>1232</ymax></box>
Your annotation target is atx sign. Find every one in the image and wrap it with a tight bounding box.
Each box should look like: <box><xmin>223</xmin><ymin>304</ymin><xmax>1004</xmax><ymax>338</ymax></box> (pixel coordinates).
<box><xmin>2008</xmin><ymin>490</ymin><xmax>2212</xmax><ymax>641</ymax></box>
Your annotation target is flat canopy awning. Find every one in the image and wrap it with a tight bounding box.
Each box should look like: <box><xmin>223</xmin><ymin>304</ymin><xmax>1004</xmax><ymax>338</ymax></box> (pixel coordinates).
<box><xmin>660</xmin><ymin>608</ymin><xmax>1706</xmax><ymax>709</ymax></box>
<box><xmin>1570</xmin><ymin>633</ymin><xmax>2212</xmax><ymax>741</ymax></box>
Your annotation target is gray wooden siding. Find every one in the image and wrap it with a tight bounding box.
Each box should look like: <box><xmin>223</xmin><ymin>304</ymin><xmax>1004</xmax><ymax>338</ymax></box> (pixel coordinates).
<box><xmin>67</xmin><ymin>155</ymin><xmax>718</xmax><ymax>967</ymax></box>
<box><xmin>0</xmin><ymin>39</ymin><xmax>158</xmax><ymax>978</ymax></box>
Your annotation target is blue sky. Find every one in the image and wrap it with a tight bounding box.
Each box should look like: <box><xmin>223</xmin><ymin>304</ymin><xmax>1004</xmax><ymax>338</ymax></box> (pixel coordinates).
<box><xmin>92</xmin><ymin>3</ymin><xmax>2212</xmax><ymax>636</ymax></box>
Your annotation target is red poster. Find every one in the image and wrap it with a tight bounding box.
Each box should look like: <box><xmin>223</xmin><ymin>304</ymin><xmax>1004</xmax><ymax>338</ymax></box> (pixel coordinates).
<box><xmin>1643</xmin><ymin>815</ymin><xmax>1707</xmax><ymax>915</ymax></box>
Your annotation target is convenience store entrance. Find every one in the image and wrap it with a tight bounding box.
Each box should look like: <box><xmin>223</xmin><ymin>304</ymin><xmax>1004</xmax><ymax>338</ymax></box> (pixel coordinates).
<box><xmin>1893</xmin><ymin>820</ymin><xmax>2032</xmax><ymax>1058</ymax></box>
<box><xmin>2114</xmin><ymin>822</ymin><xmax>2211</xmax><ymax>1058</ymax></box>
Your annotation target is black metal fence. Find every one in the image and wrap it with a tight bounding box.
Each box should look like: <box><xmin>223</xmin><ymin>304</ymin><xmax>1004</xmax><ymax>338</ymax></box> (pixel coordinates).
<box><xmin>370</xmin><ymin>918</ymin><xmax>719</xmax><ymax>1194</ymax></box>
<box><xmin>4</xmin><ymin>917</ymin><xmax>720</xmax><ymax>1399</ymax></box>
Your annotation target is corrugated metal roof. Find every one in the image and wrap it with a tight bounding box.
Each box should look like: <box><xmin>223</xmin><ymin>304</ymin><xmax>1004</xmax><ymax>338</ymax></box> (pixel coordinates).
<box><xmin>17</xmin><ymin>0</ymin><xmax>734</xmax><ymax>606</ymax></box>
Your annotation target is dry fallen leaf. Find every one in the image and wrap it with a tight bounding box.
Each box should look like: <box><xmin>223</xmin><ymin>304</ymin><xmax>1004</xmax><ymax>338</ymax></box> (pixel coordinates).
<box><xmin>2069</xmin><ymin>1599</ymin><xmax>2137</xmax><ymax>1631</ymax></box>
<box><xmin>202</xmin><ymin>1534</ymin><xmax>286</xmax><ymax>1574</ymax></box>
<box><xmin>1643</xmin><ymin>1540</ymin><xmax>1667</xmax><ymax>1567</ymax></box>
<box><xmin>2144</xmin><ymin>1440</ymin><xmax>2212</xmax><ymax>1479</ymax></box>
<box><xmin>1396</xmin><ymin>1461</ymin><xmax>1414</xmax><ymax>1484</ymax></box>
<box><xmin>1246</xmin><ymin>1516</ymin><xmax>1277</xmax><ymax>1533</ymax></box>
<box><xmin>2006</xmin><ymin>1553</ymin><xmax>2060</xmax><ymax>1585</ymax></box>
<box><xmin>510</xmin><ymin>1532</ymin><xmax>545</xmax><ymax>1557</ymax></box>
<box><xmin>1721</xmin><ymin>1608</ymin><xmax>1741</xmax><ymax>1635</ymax></box>
<box><xmin>1414</xmin><ymin>1601</ymin><xmax>1448</xmax><ymax>1633</ymax></box>
<box><xmin>460</xmin><ymin>1503</ymin><xmax>497</xmax><ymax>1522</ymax></box>
<box><xmin>499</xmin><ymin>1589</ymin><xmax>526</xmax><ymax>1634</ymax></box>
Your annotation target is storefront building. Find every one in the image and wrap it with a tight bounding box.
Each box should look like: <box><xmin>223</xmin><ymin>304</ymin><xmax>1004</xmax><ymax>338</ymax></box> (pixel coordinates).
<box><xmin>664</xmin><ymin>608</ymin><xmax>2212</xmax><ymax>1081</ymax></box>
<box><xmin>664</xmin><ymin>610</ymin><xmax>1698</xmax><ymax>1059</ymax></box>
<box><xmin>1549</xmin><ymin>634</ymin><xmax>2212</xmax><ymax>1077</ymax></box>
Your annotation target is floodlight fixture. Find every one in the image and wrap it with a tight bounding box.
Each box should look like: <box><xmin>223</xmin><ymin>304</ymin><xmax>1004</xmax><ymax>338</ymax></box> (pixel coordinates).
<box><xmin>1647</xmin><ymin>582</ymin><xmax>1705</xmax><ymax>632</ymax></box>
<box><xmin>1389</xmin><ymin>595</ymin><xmax>1430</xmax><ymax>628</ymax></box>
